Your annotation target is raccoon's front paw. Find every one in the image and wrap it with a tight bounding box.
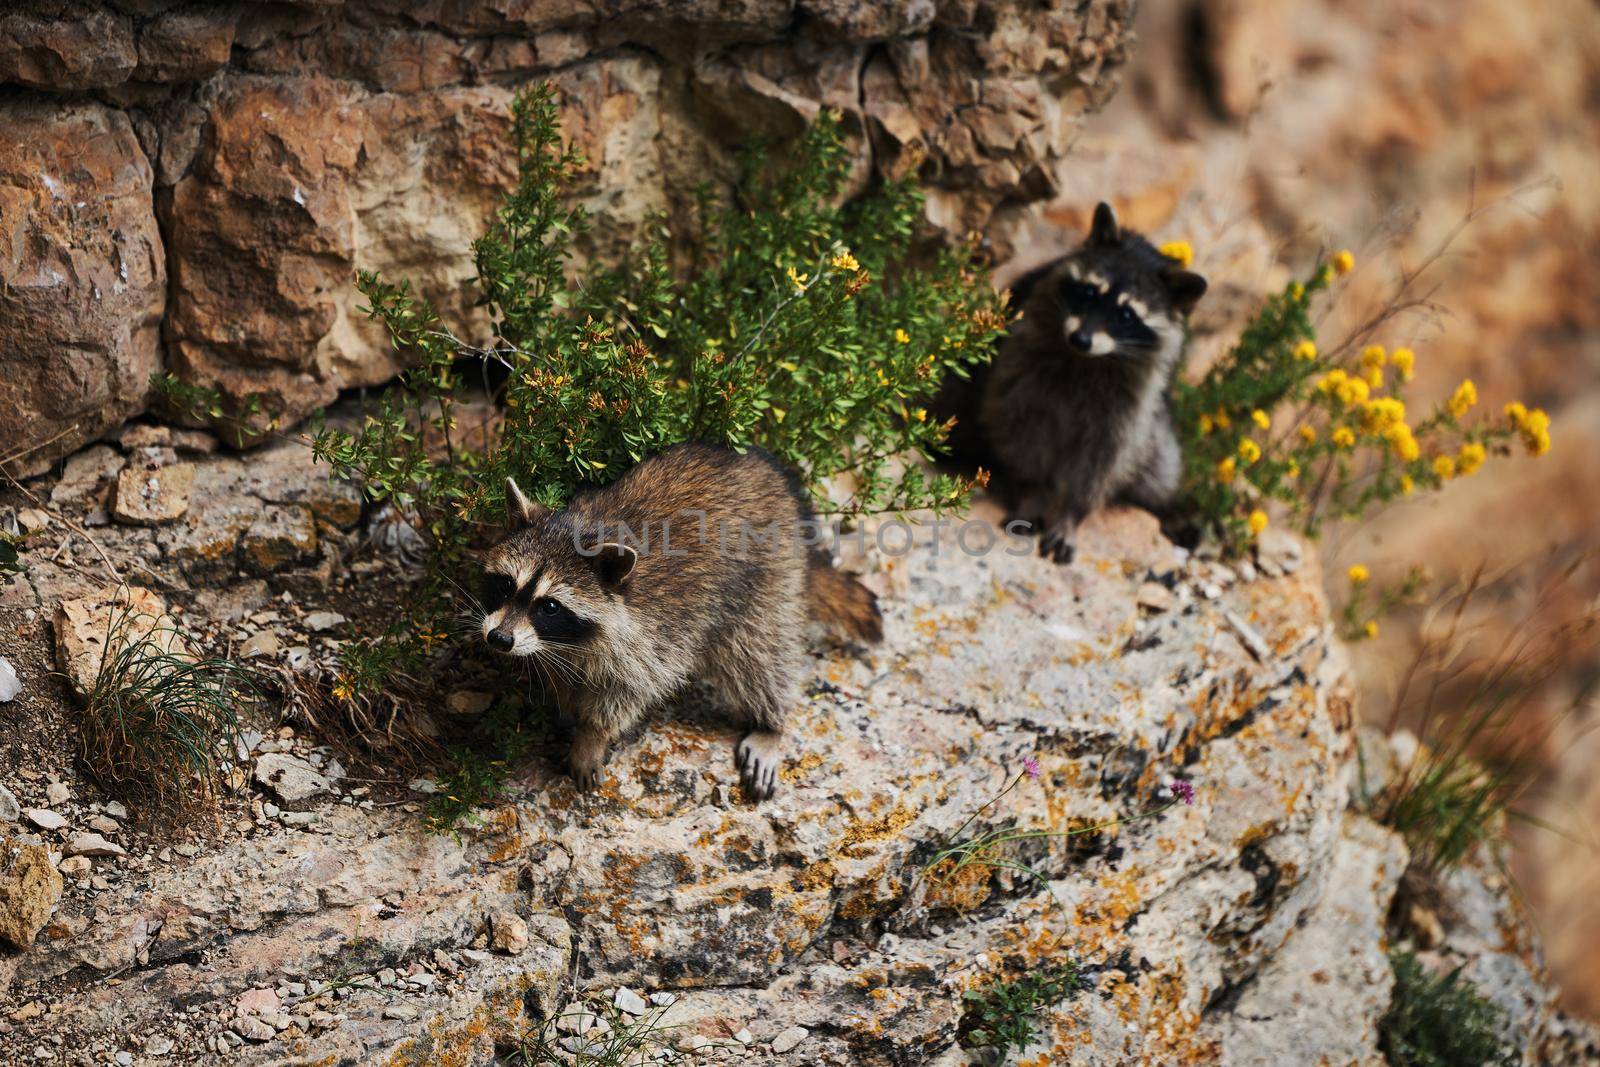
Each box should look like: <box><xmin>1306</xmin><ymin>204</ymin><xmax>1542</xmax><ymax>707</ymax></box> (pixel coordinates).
<box><xmin>568</xmin><ymin>757</ymin><xmax>604</xmax><ymax>792</ymax></box>
<box><xmin>1038</xmin><ymin>528</ymin><xmax>1077</xmax><ymax>565</ymax></box>
<box><xmin>735</xmin><ymin>731</ymin><xmax>783</xmax><ymax>802</ymax></box>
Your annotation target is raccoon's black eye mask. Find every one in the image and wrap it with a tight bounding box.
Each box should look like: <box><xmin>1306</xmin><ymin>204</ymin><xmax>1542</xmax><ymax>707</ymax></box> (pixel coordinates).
<box><xmin>482</xmin><ymin>572</ymin><xmax>516</xmax><ymax>611</ymax></box>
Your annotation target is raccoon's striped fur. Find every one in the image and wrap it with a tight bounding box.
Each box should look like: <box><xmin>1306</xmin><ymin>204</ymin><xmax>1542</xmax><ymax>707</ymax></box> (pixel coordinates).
<box><xmin>481</xmin><ymin>443</ymin><xmax>881</xmax><ymax>800</ymax></box>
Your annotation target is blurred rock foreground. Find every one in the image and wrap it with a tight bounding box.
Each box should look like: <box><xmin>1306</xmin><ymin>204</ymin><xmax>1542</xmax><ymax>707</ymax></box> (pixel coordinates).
<box><xmin>0</xmin><ymin>434</ymin><xmax>1582</xmax><ymax>1064</ymax></box>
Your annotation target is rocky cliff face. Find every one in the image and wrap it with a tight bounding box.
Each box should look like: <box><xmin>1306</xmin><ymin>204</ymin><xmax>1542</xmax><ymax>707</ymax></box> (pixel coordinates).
<box><xmin>0</xmin><ymin>0</ymin><xmax>1132</xmax><ymax>474</ymax></box>
<box><xmin>0</xmin><ymin>434</ymin><xmax>1576</xmax><ymax>1064</ymax></box>
<box><xmin>1001</xmin><ymin>0</ymin><xmax>1600</xmax><ymax>1016</ymax></box>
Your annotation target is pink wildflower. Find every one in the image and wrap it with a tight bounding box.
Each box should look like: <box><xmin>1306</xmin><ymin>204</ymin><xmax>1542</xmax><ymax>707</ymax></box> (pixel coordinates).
<box><xmin>1022</xmin><ymin>756</ymin><xmax>1041</xmax><ymax>780</ymax></box>
<box><xmin>1170</xmin><ymin>779</ymin><xmax>1195</xmax><ymax>806</ymax></box>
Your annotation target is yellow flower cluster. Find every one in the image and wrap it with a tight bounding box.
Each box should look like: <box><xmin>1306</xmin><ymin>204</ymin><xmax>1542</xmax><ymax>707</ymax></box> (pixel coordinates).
<box><xmin>1299</xmin><ymin>425</ymin><xmax>1317</xmax><ymax>444</ymax></box>
<box><xmin>1433</xmin><ymin>454</ymin><xmax>1456</xmax><ymax>480</ymax></box>
<box><xmin>1251</xmin><ymin>409</ymin><xmax>1271</xmax><ymax>430</ymax></box>
<box><xmin>1447</xmin><ymin>378</ymin><xmax>1477</xmax><ymax>417</ymax></box>
<box><xmin>831</xmin><ymin>249</ymin><xmax>860</xmax><ymax>273</ymax></box>
<box><xmin>1456</xmin><ymin>440</ymin><xmax>1486</xmax><ymax>475</ymax></box>
<box><xmin>1505</xmin><ymin>402</ymin><xmax>1551</xmax><ymax>456</ymax></box>
<box><xmin>1293</xmin><ymin>339</ymin><xmax>1317</xmax><ymax>361</ymax></box>
<box><xmin>894</xmin><ymin>328</ymin><xmax>911</xmax><ymax>345</ymax></box>
<box><xmin>1159</xmin><ymin>240</ymin><xmax>1195</xmax><ymax>268</ymax></box>
<box><xmin>1216</xmin><ymin>456</ymin><xmax>1237</xmax><ymax>483</ymax></box>
<box><xmin>1238</xmin><ymin>438</ymin><xmax>1262</xmax><ymax>464</ymax></box>
<box><xmin>1348</xmin><ymin>564</ymin><xmax>1370</xmax><ymax>584</ymax></box>
<box><xmin>1319</xmin><ymin>368</ymin><xmax>1370</xmax><ymax>408</ymax></box>
<box><xmin>1332</xmin><ymin>249</ymin><xmax>1356</xmax><ymax>275</ymax></box>
<box><xmin>1391</xmin><ymin>347</ymin><xmax>1415</xmax><ymax>381</ymax></box>
<box><xmin>787</xmin><ymin>266</ymin><xmax>809</xmax><ymax>292</ymax></box>
<box><xmin>1248</xmin><ymin>509</ymin><xmax>1269</xmax><ymax>535</ymax></box>
<box><xmin>1331</xmin><ymin>426</ymin><xmax>1356</xmax><ymax>449</ymax></box>
<box><xmin>1360</xmin><ymin>345</ymin><xmax>1386</xmax><ymax>388</ymax></box>
<box><xmin>1363</xmin><ymin>620</ymin><xmax>1379</xmax><ymax>639</ymax></box>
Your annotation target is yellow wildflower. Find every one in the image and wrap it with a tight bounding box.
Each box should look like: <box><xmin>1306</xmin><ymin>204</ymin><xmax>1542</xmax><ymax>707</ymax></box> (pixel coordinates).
<box><xmin>894</xmin><ymin>328</ymin><xmax>911</xmax><ymax>344</ymax></box>
<box><xmin>1318</xmin><ymin>369</ymin><xmax>1348</xmax><ymax>396</ymax></box>
<box><xmin>1159</xmin><ymin>240</ymin><xmax>1194</xmax><ymax>268</ymax></box>
<box><xmin>913</xmin><ymin>407</ymin><xmax>928</xmax><ymax>423</ymax></box>
<box><xmin>1362</xmin><ymin>397</ymin><xmax>1406</xmax><ymax>432</ymax></box>
<box><xmin>831</xmin><ymin>249</ymin><xmax>860</xmax><ymax>273</ymax></box>
<box><xmin>1385</xmin><ymin>423</ymin><xmax>1420</xmax><ymax>462</ymax></box>
<box><xmin>1289</xmin><ymin>282</ymin><xmax>1305</xmax><ymax>301</ymax></box>
<box><xmin>1447</xmin><ymin>378</ymin><xmax>1477</xmax><ymax>418</ymax></box>
<box><xmin>1433</xmin><ymin>454</ymin><xmax>1456</xmax><ymax>480</ymax></box>
<box><xmin>332</xmin><ymin>679</ymin><xmax>354</xmax><ymax>703</ymax></box>
<box><xmin>1198</xmin><ymin>413</ymin><xmax>1215</xmax><ymax>435</ymax></box>
<box><xmin>1286</xmin><ymin>459</ymin><xmax>1300</xmax><ymax>478</ymax></box>
<box><xmin>1248</xmin><ymin>509</ymin><xmax>1269</xmax><ymax>536</ymax></box>
<box><xmin>1337</xmin><ymin>375</ymin><xmax>1370</xmax><ymax>408</ymax></box>
<box><xmin>1504</xmin><ymin>400</ymin><xmax>1528</xmax><ymax>426</ymax></box>
<box><xmin>1251</xmin><ymin>409</ymin><xmax>1271</xmax><ymax>430</ymax></box>
<box><xmin>1360</xmin><ymin>345</ymin><xmax>1387</xmax><ymax>370</ymax></box>
<box><xmin>1238</xmin><ymin>438</ymin><xmax>1262</xmax><ymax>464</ymax></box>
<box><xmin>1348</xmin><ymin>564</ymin><xmax>1370</xmax><ymax>585</ymax></box>
<box><xmin>1332</xmin><ymin>249</ymin><xmax>1355</xmax><ymax>275</ymax></box>
<box><xmin>787</xmin><ymin>266</ymin><xmax>809</xmax><ymax>291</ymax></box>
<box><xmin>1298</xmin><ymin>425</ymin><xmax>1317</xmax><ymax>445</ymax></box>
<box><xmin>1401</xmin><ymin>474</ymin><xmax>1415</xmax><ymax>495</ymax></box>
<box><xmin>1363</xmin><ymin>620</ymin><xmax>1379</xmax><ymax>639</ymax></box>
<box><xmin>1214</xmin><ymin>410</ymin><xmax>1232</xmax><ymax>430</ymax></box>
<box><xmin>1216</xmin><ymin>456</ymin><xmax>1237</xmax><ymax>483</ymax></box>
<box><xmin>1294</xmin><ymin>339</ymin><xmax>1317</xmax><ymax>361</ymax></box>
<box><xmin>1391</xmin><ymin>347</ymin><xmax>1415</xmax><ymax>382</ymax></box>
<box><xmin>1456</xmin><ymin>441</ymin><xmax>1486</xmax><ymax>475</ymax></box>
<box><xmin>1365</xmin><ymin>366</ymin><xmax>1384</xmax><ymax>389</ymax></box>
<box><xmin>1520</xmin><ymin>408</ymin><xmax>1551</xmax><ymax>456</ymax></box>
<box><xmin>1332</xmin><ymin>426</ymin><xmax>1356</xmax><ymax>449</ymax></box>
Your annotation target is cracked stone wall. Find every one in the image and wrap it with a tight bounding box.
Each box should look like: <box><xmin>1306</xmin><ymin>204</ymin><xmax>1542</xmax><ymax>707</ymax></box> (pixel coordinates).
<box><xmin>0</xmin><ymin>0</ymin><xmax>1133</xmax><ymax>476</ymax></box>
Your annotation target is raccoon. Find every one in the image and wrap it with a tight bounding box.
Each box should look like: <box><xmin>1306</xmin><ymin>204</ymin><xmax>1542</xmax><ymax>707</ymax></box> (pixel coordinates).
<box><xmin>480</xmin><ymin>443</ymin><xmax>882</xmax><ymax>800</ymax></box>
<box><xmin>979</xmin><ymin>202</ymin><xmax>1207</xmax><ymax>563</ymax></box>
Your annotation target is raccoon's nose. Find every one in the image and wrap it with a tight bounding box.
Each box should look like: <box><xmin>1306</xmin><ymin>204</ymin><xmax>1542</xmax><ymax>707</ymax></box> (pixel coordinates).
<box><xmin>486</xmin><ymin>628</ymin><xmax>515</xmax><ymax>652</ymax></box>
<box><xmin>1067</xmin><ymin>328</ymin><xmax>1093</xmax><ymax>352</ymax></box>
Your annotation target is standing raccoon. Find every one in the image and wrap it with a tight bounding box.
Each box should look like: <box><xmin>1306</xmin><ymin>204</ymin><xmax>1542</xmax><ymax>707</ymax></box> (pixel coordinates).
<box><xmin>480</xmin><ymin>443</ymin><xmax>882</xmax><ymax>800</ymax></box>
<box><xmin>981</xmin><ymin>202</ymin><xmax>1207</xmax><ymax>563</ymax></box>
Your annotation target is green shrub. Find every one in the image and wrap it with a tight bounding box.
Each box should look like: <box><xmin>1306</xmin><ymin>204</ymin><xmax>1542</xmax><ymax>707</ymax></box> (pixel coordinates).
<box><xmin>422</xmin><ymin>695</ymin><xmax>539</xmax><ymax>834</ymax></box>
<box><xmin>310</xmin><ymin>84</ymin><xmax>1004</xmax><ymax>699</ymax></box>
<box><xmin>960</xmin><ymin>960</ymin><xmax>1086</xmax><ymax>1061</ymax></box>
<box><xmin>1174</xmin><ymin>251</ymin><xmax>1549</xmax><ymax>554</ymax></box>
<box><xmin>1380</xmin><ymin>950</ymin><xmax>1518</xmax><ymax>1067</ymax></box>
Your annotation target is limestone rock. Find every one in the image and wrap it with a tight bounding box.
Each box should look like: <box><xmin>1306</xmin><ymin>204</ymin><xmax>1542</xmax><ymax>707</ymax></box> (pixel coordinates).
<box><xmin>0</xmin><ymin>837</ymin><xmax>63</xmax><ymax>951</ymax></box>
<box><xmin>0</xmin><ymin>786</ymin><xmax>19</xmax><ymax>824</ymax></box>
<box><xmin>252</xmin><ymin>753</ymin><xmax>334</xmax><ymax>808</ymax></box>
<box><xmin>65</xmin><ymin>834</ymin><xmax>125</xmax><ymax>859</ymax></box>
<box><xmin>53</xmin><ymin>587</ymin><xmax>185</xmax><ymax>701</ymax></box>
<box><xmin>0</xmin><ymin>99</ymin><xmax>163</xmax><ymax>477</ymax></box>
<box><xmin>22</xmin><ymin>810</ymin><xmax>64</xmax><ymax>833</ymax></box>
<box><xmin>112</xmin><ymin>462</ymin><xmax>195</xmax><ymax>526</ymax></box>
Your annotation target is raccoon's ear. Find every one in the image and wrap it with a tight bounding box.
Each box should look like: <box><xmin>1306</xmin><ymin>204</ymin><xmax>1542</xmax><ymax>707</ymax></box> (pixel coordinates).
<box><xmin>589</xmin><ymin>542</ymin><xmax>637</xmax><ymax>588</ymax></box>
<box><xmin>504</xmin><ymin>477</ymin><xmax>546</xmax><ymax>526</ymax></box>
<box><xmin>1165</xmin><ymin>270</ymin><xmax>1208</xmax><ymax>315</ymax></box>
<box><xmin>1087</xmin><ymin>202</ymin><xmax>1121</xmax><ymax>247</ymax></box>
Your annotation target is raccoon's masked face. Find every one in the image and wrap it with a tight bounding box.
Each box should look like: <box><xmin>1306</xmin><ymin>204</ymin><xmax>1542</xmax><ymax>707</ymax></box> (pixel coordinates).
<box><xmin>1041</xmin><ymin>201</ymin><xmax>1207</xmax><ymax>362</ymax></box>
<box><xmin>479</xmin><ymin>479</ymin><xmax>636</xmax><ymax>658</ymax></box>
<box><xmin>1054</xmin><ymin>268</ymin><xmax>1164</xmax><ymax>359</ymax></box>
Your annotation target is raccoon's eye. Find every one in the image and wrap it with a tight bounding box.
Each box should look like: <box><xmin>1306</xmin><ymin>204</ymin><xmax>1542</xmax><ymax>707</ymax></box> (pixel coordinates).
<box><xmin>1061</xmin><ymin>280</ymin><xmax>1094</xmax><ymax>303</ymax></box>
<box><xmin>483</xmin><ymin>573</ymin><xmax>515</xmax><ymax>605</ymax></box>
<box><xmin>1117</xmin><ymin>305</ymin><xmax>1139</xmax><ymax>325</ymax></box>
<box><xmin>536</xmin><ymin>597</ymin><xmax>562</xmax><ymax>617</ymax></box>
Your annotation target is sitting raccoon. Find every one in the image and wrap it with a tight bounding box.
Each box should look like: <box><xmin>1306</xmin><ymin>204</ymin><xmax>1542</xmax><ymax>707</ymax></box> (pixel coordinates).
<box><xmin>981</xmin><ymin>202</ymin><xmax>1207</xmax><ymax>563</ymax></box>
<box><xmin>480</xmin><ymin>443</ymin><xmax>882</xmax><ymax>800</ymax></box>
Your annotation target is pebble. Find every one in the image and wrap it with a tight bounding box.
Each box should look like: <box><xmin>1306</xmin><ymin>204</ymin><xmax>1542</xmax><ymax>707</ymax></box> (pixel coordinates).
<box><xmin>104</xmin><ymin>801</ymin><xmax>128</xmax><ymax>821</ymax></box>
<box><xmin>45</xmin><ymin>783</ymin><xmax>68</xmax><ymax>806</ymax></box>
<box><xmin>143</xmin><ymin>1035</ymin><xmax>173</xmax><ymax>1056</ymax></box>
<box><xmin>253</xmin><ymin>752</ymin><xmax>334</xmax><ymax>805</ymax></box>
<box><xmin>23</xmin><ymin>809</ymin><xmax>66</xmax><ymax>832</ymax></box>
<box><xmin>383</xmin><ymin>1005</ymin><xmax>419</xmax><ymax>1022</ymax></box>
<box><xmin>240</xmin><ymin>631</ymin><xmax>282</xmax><ymax>659</ymax></box>
<box><xmin>648</xmin><ymin>992</ymin><xmax>677</xmax><ymax>1008</ymax></box>
<box><xmin>0</xmin><ymin>784</ymin><xmax>19</xmax><ymax>822</ymax></box>
<box><xmin>732</xmin><ymin>1028</ymin><xmax>753</xmax><ymax>1045</ymax></box>
<box><xmin>302</xmin><ymin>611</ymin><xmax>347</xmax><ymax>632</ymax></box>
<box><xmin>87</xmin><ymin>815</ymin><xmax>119</xmax><ymax>835</ymax></box>
<box><xmin>557</xmin><ymin>1009</ymin><xmax>601</xmax><ymax>1035</ymax></box>
<box><xmin>58</xmin><ymin>856</ymin><xmax>92</xmax><ymax>878</ymax></box>
<box><xmin>771</xmin><ymin>1026</ymin><xmax>808</xmax><ymax>1054</ymax></box>
<box><xmin>1136</xmin><ymin>582</ymin><xmax>1175</xmax><ymax>613</ymax></box>
<box><xmin>490</xmin><ymin>913</ymin><xmax>529</xmax><ymax>955</ymax></box>
<box><xmin>614</xmin><ymin>987</ymin><xmax>649</xmax><ymax>1016</ymax></box>
<box><xmin>0</xmin><ymin>657</ymin><xmax>20</xmax><ymax>702</ymax></box>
